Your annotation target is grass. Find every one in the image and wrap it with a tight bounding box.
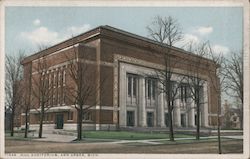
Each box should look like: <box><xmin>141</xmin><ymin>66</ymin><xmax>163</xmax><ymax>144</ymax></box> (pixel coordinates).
<box><xmin>81</xmin><ymin>131</ymin><xmax>194</xmax><ymax>140</ymax></box>
<box><xmin>120</xmin><ymin>138</ymin><xmax>241</xmax><ymax>147</ymax></box>
<box><xmin>5</xmin><ymin>131</ymin><xmax>37</xmax><ymax>141</ymax></box>
<box><xmin>156</xmin><ymin>137</ymin><xmax>239</xmax><ymax>145</ymax></box>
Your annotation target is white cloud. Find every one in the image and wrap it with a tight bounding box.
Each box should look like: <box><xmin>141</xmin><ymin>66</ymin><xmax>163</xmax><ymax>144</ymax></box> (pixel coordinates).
<box><xmin>174</xmin><ymin>34</ymin><xmax>200</xmax><ymax>49</ymax></box>
<box><xmin>182</xmin><ymin>34</ymin><xmax>200</xmax><ymax>44</ymax></box>
<box><xmin>196</xmin><ymin>26</ymin><xmax>213</xmax><ymax>36</ymax></box>
<box><xmin>211</xmin><ymin>44</ymin><xmax>230</xmax><ymax>54</ymax></box>
<box><xmin>20</xmin><ymin>24</ymin><xmax>91</xmax><ymax>46</ymax></box>
<box><xmin>33</xmin><ymin>19</ymin><xmax>41</xmax><ymax>26</ymax></box>
<box><xmin>66</xmin><ymin>24</ymin><xmax>91</xmax><ymax>36</ymax></box>
<box><xmin>20</xmin><ymin>27</ymin><xmax>60</xmax><ymax>45</ymax></box>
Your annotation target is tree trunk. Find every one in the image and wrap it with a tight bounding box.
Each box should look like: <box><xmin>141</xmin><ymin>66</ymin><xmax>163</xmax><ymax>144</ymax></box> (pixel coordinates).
<box><xmin>168</xmin><ymin>105</ymin><xmax>174</xmax><ymax>141</ymax></box>
<box><xmin>217</xmin><ymin>113</ymin><xmax>222</xmax><ymax>154</ymax></box>
<box><xmin>24</xmin><ymin>108</ymin><xmax>29</xmax><ymax>138</ymax></box>
<box><xmin>77</xmin><ymin>107</ymin><xmax>83</xmax><ymax>140</ymax></box>
<box><xmin>38</xmin><ymin>106</ymin><xmax>44</xmax><ymax>138</ymax></box>
<box><xmin>217</xmin><ymin>91</ymin><xmax>222</xmax><ymax>154</ymax></box>
<box><xmin>167</xmin><ymin>93</ymin><xmax>174</xmax><ymax>141</ymax></box>
<box><xmin>196</xmin><ymin>90</ymin><xmax>200</xmax><ymax>140</ymax></box>
<box><xmin>10</xmin><ymin>110</ymin><xmax>15</xmax><ymax>137</ymax></box>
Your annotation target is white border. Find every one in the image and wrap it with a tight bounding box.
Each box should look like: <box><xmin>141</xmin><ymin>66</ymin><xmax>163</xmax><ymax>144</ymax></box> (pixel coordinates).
<box><xmin>243</xmin><ymin>0</ymin><xmax>250</xmax><ymax>157</ymax></box>
<box><xmin>0</xmin><ymin>0</ymin><xmax>5</xmax><ymax>159</ymax></box>
<box><xmin>0</xmin><ymin>0</ymin><xmax>244</xmax><ymax>7</ymax></box>
<box><xmin>0</xmin><ymin>0</ymin><xmax>248</xmax><ymax>159</ymax></box>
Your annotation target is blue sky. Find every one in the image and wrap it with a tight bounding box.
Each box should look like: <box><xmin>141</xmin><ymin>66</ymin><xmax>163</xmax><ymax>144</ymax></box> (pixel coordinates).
<box><xmin>5</xmin><ymin>7</ymin><xmax>243</xmax><ymax>56</ymax></box>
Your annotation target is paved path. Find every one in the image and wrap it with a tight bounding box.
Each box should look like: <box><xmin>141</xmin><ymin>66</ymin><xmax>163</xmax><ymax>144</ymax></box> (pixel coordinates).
<box><xmin>33</xmin><ymin>133</ymin><xmax>76</xmax><ymax>143</ymax></box>
<box><xmin>31</xmin><ymin>131</ymin><xmax>243</xmax><ymax>144</ymax></box>
<box><xmin>110</xmin><ymin>135</ymin><xmax>243</xmax><ymax>145</ymax></box>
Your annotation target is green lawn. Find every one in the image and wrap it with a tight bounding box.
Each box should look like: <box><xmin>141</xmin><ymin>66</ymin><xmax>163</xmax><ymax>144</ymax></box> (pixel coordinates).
<box><xmin>120</xmin><ymin>138</ymin><xmax>240</xmax><ymax>146</ymax></box>
<box><xmin>82</xmin><ymin>131</ymin><xmax>194</xmax><ymax>140</ymax></box>
<box><xmin>5</xmin><ymin>131</ymin><xmax>37</xmax><ymax>141</ymax></box>
<box><xmin>156</xmin><ymin>137</ymin><xmax>240</xmax><ymax>144</ymax></box>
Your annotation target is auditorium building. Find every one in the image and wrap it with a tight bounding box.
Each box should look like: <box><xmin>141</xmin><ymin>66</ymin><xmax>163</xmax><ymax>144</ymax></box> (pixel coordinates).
<box><xmin>20</xmin><ymin>25</ymin><xmax>219</xmax><ymax>131</ymax></box>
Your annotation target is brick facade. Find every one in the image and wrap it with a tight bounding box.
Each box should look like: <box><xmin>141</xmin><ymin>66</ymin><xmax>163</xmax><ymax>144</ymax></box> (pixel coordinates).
<box><xmin>20</xmin><ymin>25</ymin><xmax>219</xmax><ymax>131</ymax></box>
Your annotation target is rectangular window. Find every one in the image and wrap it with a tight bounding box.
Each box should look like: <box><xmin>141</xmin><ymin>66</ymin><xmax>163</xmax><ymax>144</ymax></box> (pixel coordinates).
<box><xmin>128</xmin><ymin>76</ymin><xmax>132</xmax><ymax>97</ymax></box>
<box><xmin>152</xmin><ymin>80</ymin><xmax>156</xmax><ymax>100</ymax></box>
<box><xmin>133</xmin><ymin>77</ymin><xmax>137</xmax><ymax>97</ymax></box>
<box><xmin>83</xmin><ymin>112</ymin><xmax>91</xmax><ymax>121</ymax></box>
<box><xmin>68</xmin><ymin>111</ymin><xmax>73</xmax><ymax>120</ymax></box>
<box><xmin>146</xmin><ymin>78</ymin><xmax>156</xmax><ymax>100</ymax></box>
<box><xmin>180</xmin><ymin>83</ymin><xmax>188</xmax><ymax>102</ymax></box>
<box><xmin>63</xmin><ymin>69</ymin><xmax>66</xmax><ymax>85</ymax></box>
<box><xmin>147</xmin><ymin>80</ymin><xmax>151</xmax><ymax>99</ymax></box>
<box><xmin>58</xmin><ymin>70</ymin><xmax>61</xmax><ymax>87</ymax></box>
<box><xmin>53</xmin><ymin>71</ymin><xmax>57</xmax><ymax>87</ymax></box>
<box><xmin>127</xmin><ymin>74</ymin><xmax>138</xmax><ymax>98</ymax></box>
<box><xmin>199</xmin><ymin>85</ymin><xmax>204</xmax><ymax>101</ymax></box>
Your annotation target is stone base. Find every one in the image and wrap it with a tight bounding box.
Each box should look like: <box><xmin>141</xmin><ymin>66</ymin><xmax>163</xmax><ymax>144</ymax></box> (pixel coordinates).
<box><xmin>21</xmin><ymin>123</ymin><xmax>117</xmax><ymax>131</ymax></box>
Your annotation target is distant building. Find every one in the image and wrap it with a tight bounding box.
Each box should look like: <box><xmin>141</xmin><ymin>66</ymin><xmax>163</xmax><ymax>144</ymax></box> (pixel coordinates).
<box><xmin>20</xmin><ymin>25</ymin><xmax>219</xmax><ymax>131</ymax></box>
<box><xmin>222</xmin><ymin>100</ymin><xmax>241</xmax><ymax>129</ymax></box>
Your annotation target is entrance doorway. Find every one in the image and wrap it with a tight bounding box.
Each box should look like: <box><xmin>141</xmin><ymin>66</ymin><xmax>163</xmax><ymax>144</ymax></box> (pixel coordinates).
<box><xmin>56</xmin><ymin>114</ymin><xmax>64</xmax><ymax>129</ymax></box>
<box><xmin>127</xmin><ymin>111</ymin><xmax>134</xmax><ymax>126</ymax></box>
<box><xmin>147</xmin><ymin>112</ymin><xmax>154</xmax><ymax>127</ymax></box>
<box><xmin>181</xmin><ymin>114</ymin><xmax>186</xmax><ymax>127</ymax></box>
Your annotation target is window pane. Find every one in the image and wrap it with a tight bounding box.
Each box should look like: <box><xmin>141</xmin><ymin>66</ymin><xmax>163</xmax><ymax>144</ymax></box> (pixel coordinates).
<box><xmin>128</xmin><ymin>76</ymin><xmax>132</xmax><ymax>97</ymax></box>
<box><xmin>152</xmin><ymin>80</ymin><xmax>156</xmax><ymax>99</ymax></box>
<box><xmin>133</xmin><ymin>77</ymin><xmax>137</xmax><ymax>97</ymax></box>
<box><xmin>184</xmin><ymin>85</ymin><xmax>187</xmax><ymax>102</ymax></box>
<box><xmin>148</xmin><ymin>80</ymin><xmax>151</xmax><ymax>98</ymax></box>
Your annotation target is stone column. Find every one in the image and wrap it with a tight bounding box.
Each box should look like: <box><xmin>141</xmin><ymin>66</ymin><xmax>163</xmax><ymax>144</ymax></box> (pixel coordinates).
<box><xmin>188</xmin><ymin>98</ymin><xmax>195</xmax><ymax>127</ymax></box>
<box><xmin>157</xmin><ymin>83</ymin><xmax>165</xmax><ymax>127</ymax></box>
<box><xmin>173</xmin><ymin>100</ymin><xmax>181</xmax><ymax>127</ymax></box>
<box><xmin>139</xmin><ymin>77</ymin><xmax>147</xmax><ymax>127</ymax></box>
<box><xmin>202</xmin><ymin>82</ymin><xmax>209</xmax><ymax>127</ymax></box>
<box><xmin>119</xmin><ymin>65</ymin><xmax>127</xmax><ymax>127</ymax></box>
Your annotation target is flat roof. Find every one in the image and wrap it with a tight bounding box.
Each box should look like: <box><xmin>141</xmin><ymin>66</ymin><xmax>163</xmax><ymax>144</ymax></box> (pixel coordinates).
<box><xmin>21</xmin><ymin>25</ymin><xmax>216</xmax><ymax>66</ymax></box>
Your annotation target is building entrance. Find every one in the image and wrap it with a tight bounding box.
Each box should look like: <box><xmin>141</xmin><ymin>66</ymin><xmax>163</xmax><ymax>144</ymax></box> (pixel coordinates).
<box><xmin>147</xmin><ymin>112</ymin><xmax>154</xmax><ymax>127</ymax></box>
<box><xmin>127</xmin><ymin>111</ymin><xmax>134</xmax><ymax>126</ymax></box>
<box><xmin>56</xmin><ymin>114</ymin><xmax>64</xmax><ymax>129</ymax></box>
<box><xmin>181</xmin><ymin>114</ymin><xmax>186</xmax><ymax>127</ymax></box>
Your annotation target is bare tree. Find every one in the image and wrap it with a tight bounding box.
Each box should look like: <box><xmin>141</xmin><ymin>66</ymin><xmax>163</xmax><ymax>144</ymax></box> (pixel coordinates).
<box><xmin>223</xmin><ymin>52</ymin><xmax>243</xmax><ymax>129</ymax></box>
<box><xmin>185</xmin><ymin>42</ymin><xmax>209</xmax><ymax>140</ymax></box>
<box><xmin>22</xmin><ymin>62</ymin><xmax>33</xmax><ymax>138</ymax></box>
<box><xmin>147</xmin><ymin>15</ymin><xmax>183</xmax><ymax>141</ymax></box>
<box><xmin>5</xmin><ymin>52</ymin><xmax>25</xmax><ymax>136</ymax></box>
<box><xmin>66</xmin><ymin>38</ymin><xmax>106</xmax><ymax>140</ymax></box>
<box><xmin>31</xmin><ymin>45</ymin><xmax>53</xmax><ymax>138</ymax></box>
<box><xmin>206</xmin><ymin>43</ymin><xmax>225</xmax><ymax>154</ymax></box>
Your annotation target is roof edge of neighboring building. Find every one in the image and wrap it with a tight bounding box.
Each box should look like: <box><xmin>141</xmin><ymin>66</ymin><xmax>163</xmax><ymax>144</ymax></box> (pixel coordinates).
<box><xmin>21</xmin><ymin>25</ymin><xmax>216</xmax><ymax>66</ymax></box>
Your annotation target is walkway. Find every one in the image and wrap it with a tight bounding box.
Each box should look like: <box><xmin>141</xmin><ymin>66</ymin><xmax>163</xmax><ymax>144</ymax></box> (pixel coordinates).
<box><xmin>31</xmin><ymin>132</ymin><xmax>242</xmax><ymax>145</ymax></box>
<box><xmin>110</xmin><ymin>135</ymin><xmax>243</xmax><ymax>145</ymax></box>
<box><xmin>33</xmin><ymin>132</ymin><xmax>76</xmax><ymax>143</ymax></box>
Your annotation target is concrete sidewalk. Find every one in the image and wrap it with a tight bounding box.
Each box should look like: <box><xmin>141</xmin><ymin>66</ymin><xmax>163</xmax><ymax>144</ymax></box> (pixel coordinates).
<box><xmin>33</xmin><ymin>133</ymin><xmax>76</xmax><ymax>142</ymax></box>
<box><xmin>110</xmin><ymin>135</ymin><xmax>243</xmax><ymax>145</ymax></box>
<box><xmin>30</xmin><ymin>131</ymin><xmax>242</xmax><ymax>144</ymax></box>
